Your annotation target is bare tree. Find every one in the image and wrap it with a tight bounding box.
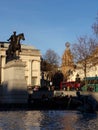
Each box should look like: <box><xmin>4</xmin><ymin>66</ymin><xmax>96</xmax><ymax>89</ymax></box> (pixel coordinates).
<box><xmin>71</xmin><ymin>36</ymin><xmax>98</xmax><ymax>79</ymax></box>
<box><xmin>92</xmin><ymin>13</ymin><xmax>98</xmax><ymax>38</ymax></box>
<box><xmin>41</xmin><ymin>49</ymin><xmax>60</xmax><ymax>86</ymax></box>
<box><xmin>43</xmin><ymin>49</ymin><xmax>60</xmax><ymax>66</ymax></box>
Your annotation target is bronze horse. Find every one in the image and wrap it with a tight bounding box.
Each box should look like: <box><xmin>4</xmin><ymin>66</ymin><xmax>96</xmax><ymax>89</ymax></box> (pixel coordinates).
<box><xmin>6</xmin><ymin>33</ymin><xmax>25</xmax><ymax>59</ymax></box>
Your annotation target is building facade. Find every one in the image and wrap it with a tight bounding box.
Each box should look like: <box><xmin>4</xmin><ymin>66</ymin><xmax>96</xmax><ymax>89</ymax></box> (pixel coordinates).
<box><xmin>61</xmin><ymin>42</ymin><xmax>98</xmax><ymax>82</ymax></box>
<box><xmin>70</xmin><ymin>61</ymin><xmax>98</xmax><ymax>81</ymax></box>
<box><xmin>68</xmin><ymin>48</ymin><xmax>98</xmax><ymax>82</ymax></box>
<box><xmin>0</xmin><ymin>42</ymin><xmax>41</xmax><ymax>87</ymax></box>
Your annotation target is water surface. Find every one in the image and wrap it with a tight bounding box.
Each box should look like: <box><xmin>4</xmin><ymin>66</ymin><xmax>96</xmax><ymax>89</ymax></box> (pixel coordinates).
<box><xmin>0</xmin><ymin>110</ymin><xmax>98</xmax><ymax>130</ymax></box>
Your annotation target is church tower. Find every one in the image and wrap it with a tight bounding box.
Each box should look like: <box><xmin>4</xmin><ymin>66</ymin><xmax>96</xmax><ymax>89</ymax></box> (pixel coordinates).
<box><xmin>61</xmin><ymin>42</ymin><xmax>74</xmax><ymax>80</ymax></box>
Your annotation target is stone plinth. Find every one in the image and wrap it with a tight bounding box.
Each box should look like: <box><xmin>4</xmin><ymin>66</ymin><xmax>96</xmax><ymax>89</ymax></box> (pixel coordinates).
<box><xmin>2</xmin><ymin>60</ymin><xmax>28</xmax><ymax>103</ymax></box>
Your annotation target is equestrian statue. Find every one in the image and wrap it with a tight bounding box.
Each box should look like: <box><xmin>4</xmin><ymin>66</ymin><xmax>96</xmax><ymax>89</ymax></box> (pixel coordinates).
<box><xmin>6</xmin><ymin>31</ymin><xmax>25</xmax><ymax>61</ymax></box>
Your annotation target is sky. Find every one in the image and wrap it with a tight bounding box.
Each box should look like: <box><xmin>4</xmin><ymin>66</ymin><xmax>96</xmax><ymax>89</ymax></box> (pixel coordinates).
<box><xmin>0</xmin><ymin>0</ymin><xmax>98</xmax><ymax>57</ymax></box>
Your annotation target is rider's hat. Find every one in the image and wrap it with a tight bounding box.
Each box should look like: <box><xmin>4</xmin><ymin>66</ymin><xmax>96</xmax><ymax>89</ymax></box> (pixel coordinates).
<box><xmin>13</xmin><ymin>31</ymin><xmax>16</xmax><ymax>34</ymax></box>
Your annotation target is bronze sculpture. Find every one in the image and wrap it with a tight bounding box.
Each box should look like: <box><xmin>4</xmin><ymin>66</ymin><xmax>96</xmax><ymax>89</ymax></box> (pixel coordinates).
<box><xmin>6</xmin><ymin>31</ymin><xmax>25</xmax><ymax>60</ymax></box>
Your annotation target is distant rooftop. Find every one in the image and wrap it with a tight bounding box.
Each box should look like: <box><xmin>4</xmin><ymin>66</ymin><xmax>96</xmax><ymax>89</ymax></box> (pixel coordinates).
<box><xmin>0</xmin><ymin>42</ymin><xmax>37</xmax><ymax>50</ymax></box>
<box><xmin>21</xmin><ymin>43</ymin><xmax>36</xmax><ymax>50</ymax></box>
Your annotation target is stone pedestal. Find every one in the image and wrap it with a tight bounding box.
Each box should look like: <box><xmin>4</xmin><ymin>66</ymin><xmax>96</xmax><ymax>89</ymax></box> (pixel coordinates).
<box><xmin>2</xmin><ymin>60</ymin><xmax>28</xmax><ymax>103</ymax></box>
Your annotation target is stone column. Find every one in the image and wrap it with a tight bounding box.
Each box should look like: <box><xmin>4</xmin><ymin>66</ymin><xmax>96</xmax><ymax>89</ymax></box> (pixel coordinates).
<box><xmin>1</xmin><ymin>55</ymin><xmax>6</xmax><ymax>83</ymax></box>
<box><xmin>36</xmin><ymin>60</ymin><xmax>40</xmax><ymax>85</ymax></box>
<box><xmin>28</xmin><ymin>60</ymin><xmax>32</xmax><ymax>86</ymax></box>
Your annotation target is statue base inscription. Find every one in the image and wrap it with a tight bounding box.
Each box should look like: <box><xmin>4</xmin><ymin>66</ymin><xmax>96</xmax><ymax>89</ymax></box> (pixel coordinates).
<box><xmin>2</xmin><ymin>60</ymin><xmax>28</xmax><ymax>103</ymax></box>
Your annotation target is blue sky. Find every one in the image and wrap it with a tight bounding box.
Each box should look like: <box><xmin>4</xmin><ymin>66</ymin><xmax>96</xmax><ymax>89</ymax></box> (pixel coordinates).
<box><xmin>0</xmin><ymin>0</ymin><xmax>98</xmax><ymax>57</ymax></box>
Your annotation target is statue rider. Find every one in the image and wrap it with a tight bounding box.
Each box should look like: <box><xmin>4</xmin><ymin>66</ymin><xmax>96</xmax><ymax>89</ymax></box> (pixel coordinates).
<box><xmin>6</xmin><ymin>31</ymin><xmax>24</xmax><ymax>61</ymax></box>
<box><xmin>7</xmin><ymin>31</ymin><xmax>17</xmax><ymax>46</ymax></box>
<box><xmin>7</xmin><ymin>31</ymin><xmax>17</xmax><ymax>56</ymax></box>
<box><xmin>7</xmin><ymin>31</ymin><xmax>18</xmax><ymax>59</ymax></box>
